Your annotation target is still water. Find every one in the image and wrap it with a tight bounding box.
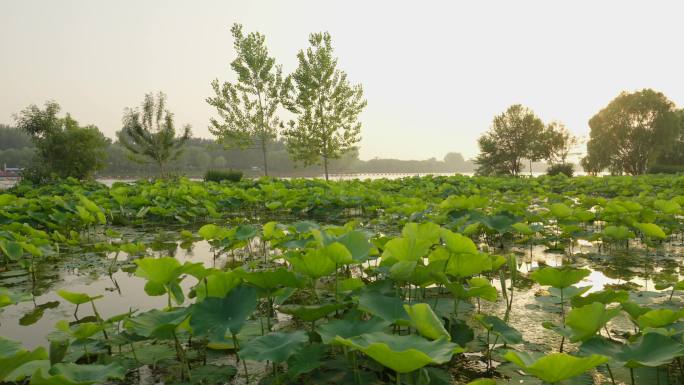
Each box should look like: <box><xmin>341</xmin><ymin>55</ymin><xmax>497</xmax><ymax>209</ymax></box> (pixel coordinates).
<box><xmin>1</xmin><ymin>227</ymin><xmax>681</xmax><ymax>350</ymax></box>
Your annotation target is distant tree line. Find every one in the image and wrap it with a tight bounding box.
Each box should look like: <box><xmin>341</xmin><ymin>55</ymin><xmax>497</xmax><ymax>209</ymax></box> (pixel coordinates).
<box><xmin>0</xmin><ymin>124</ymin><xmax>474</xmax><ymax>179</ymax></box>
<box><xmin>475</xmin><ymin>89</ymin><xmax>684</xmax><ymax>176</ymax></box>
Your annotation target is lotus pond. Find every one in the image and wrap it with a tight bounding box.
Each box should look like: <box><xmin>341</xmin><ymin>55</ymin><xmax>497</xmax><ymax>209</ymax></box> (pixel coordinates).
<box><xmin>0</xmin><ymin>175</ymin><xmax>683</xmax><ymax>385</ymax></box>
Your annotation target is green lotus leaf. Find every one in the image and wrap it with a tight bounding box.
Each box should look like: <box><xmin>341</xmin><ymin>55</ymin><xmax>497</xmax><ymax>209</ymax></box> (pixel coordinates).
<box><xmin>336</xmin><ymin>230</ymin><xmax>372</xmax><ymax>262</ymax></box>
<box><xmin>290</xmin><ymin>249</ymin><xmax>336</xmax><ymax>279</ymax></box>
<box><xmin>134</xmin><ymin>257</ymin><xmax>183</xmax><ymax>284</ymax></box>
<box><xmin>634</xmin><ymin>223</ymin><xmax>667</xmax><ymax>239</ymax></box>
<box><xmin>235</xmin><ymin>268</ymin><xmax>301</xmax><ymax>291</ymax></box>
<box><xmin>402</xmin><ymin>222</ymin><xmax>441</xmax><ymax>244</ymax></box>
<box><xmin>338</xmin><ymin>277</ymin><xmax>365</xmax><ymax>292</ymax></box>
<box><xmin>565</xmin><ymin>302</ymin><xmax>621</xmax><ymax>342</ymax></box>
<box><xmin>450</xmin><ymin>277</ymin><xmax>498</xmax><ymax>302</ymax></box>
<box><xmin>321</xmin><ymin>242</ymin><xmax>353</xmax><ymax>265</ymax></box>
<box><xmin>55</xmin><ymin>290</ymin><xmax>103</xmax><ymax>306</ymax></box>
<box><xmin>530</xmin><ymin>266</ymin><xmax>590</xmax><ymax>289</ymax></box>
<box><xmin>382</xmin><ymin>237</ymin><xmax>432</xmax><ymax>262</ymax></box>
<box><xmin>194</xmin><ymin>271</ymin><xmax>241</xmax><ymax>301</ymax></box>
<box><xmin>621</xmin><ymin>301</ymin><xmax>650</xmax><ymax>321</ymax></box>
<box><xmin>124</xmin><ymin>307</ymin><xmax>189</xmax><ymax>339</ymax></box>
<box><xmin>286</xmin><ymin>343</ymin><xmax>325</xmax><ymax>378</ymax></box>
<box><xmin>637</xmin><ymin>308</ymin><xmax>684</xmax><ymax>329</ymax></box>
<box><xmin>5</xmin><ymin>360</ymin><xmax>50</xmax><ymax>382</ymax></box>
<box><xmin>404</xmin><ymin>303</ymin><xmax>450</xmax><ymax>340</ymax></box>
<box><xmin>440</xmin><ymin>229</ymin><xmax>478</xmax><ymax>254</ymax></box>
<box><xmin>190</xmin><ymin>285</ymin><xmax>256</xmax><ymax>340</ymax></box>
<box><xmin>602</xmin><ymin>225</ymin><xmax>634</xmax><ymax>241</ymax></box>
<box><xmin>0</xmin><ymin>338</ymin><xmax>47</xmax><ymax>381</ymax></box>
<box><xmin>503</xmin><ymin>351</ymin><xmax>608</xmax><ymax>383</ymax></box>
<box><xmin>358</xmin><ymin>291</ymin><xmax>409</xmax><ymax>324</ymax></box>
<box><xmin>279</xmin><ymin>302</ymin><xmax>346</xmax><ymax>322</ymax></box>
<box><xmin>571</xmin><ymin>289</ymin><xmax>629</xmax><ymax>308</ymax></box>
<box><xmin>198</xmin><ymin>224</ymin><xmax>232</xmax><ymax>240</ymax></box>
<box><xmin>511</xmin><ymin>222</ymin><xmax>534</xmax><ymax>235</ymax></box>
<box><xmin>0</xmin><ymin>287</ymin><xmax>30</xmax><ymax>308</ymax></box>
<box><xmin>466</xmin><ymin>380</ymin><xmax>496</xmax><ymax>385</ymax></box>
<box><xmin>654</xmin><ymin>199</ymin><xmax>681</xmax><ymax>214</ymax></box>
<box><xmin>240</xmin><ymin>331</ymin><xmax>308</xmax><ymax>363</ymax></box>
<box><xmin>0</xmin><ymin>241</ymin><xmax>23</xmax><ymax>260</ymax></box>
<box><xmin>475</xmin><ymin>315</ymin><xmax>522</xmax><ymax>344</ymax></box>
<box><xmin>190</xmin><ymin>364</ymin><xmax>237</xmax><ymax>383</ymax></box>
<box><xmin>445</xmin><ymin>252</ymin><xmax>492</xmax><ymax>278</ymax></box>
<box><xmin>55</xmin><ymin>321</ymin><xmax>102</xmax><ymax>341</ymax></box>
<box><xmin>48</xmin><ymin>363</ymin><xmax>126</xmax><ymax>385</ymax></box>
<box><xmin>580</xmin><ymin>333</ymin><xmax>684</xmax><ymax>368</ymax></box>
<box><xmin>317</xmin><ymin>317</ymin><xmax>390</xmax><ymax>344</ymax></box>
<box><xmin>550</xmin><ymin>203</ymin><xmax>573</xmax><ymax>218</ymax></box>
<box><xmin>389</xmin><ymin>260</ymin><xmax>417</xmax><ymax>282</ymax></box>
<box><xmin>335</xmin><ymin>332</ymin><xmax>463</xmax><ymax>373</ymax></box>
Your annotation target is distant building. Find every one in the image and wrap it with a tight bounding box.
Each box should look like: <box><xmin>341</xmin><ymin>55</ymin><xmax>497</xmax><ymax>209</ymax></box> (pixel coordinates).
<box><xmin>0</xmin><ymin>165</ymin><xmax>22</xmax><ymax>177</ymax></box>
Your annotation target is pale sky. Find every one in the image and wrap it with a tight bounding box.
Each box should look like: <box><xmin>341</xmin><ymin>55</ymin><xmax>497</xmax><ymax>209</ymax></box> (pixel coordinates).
<box><xmin>1</xmin><ymin>1</ymin><xmax>683</xmax><ymax>160</ymax></box>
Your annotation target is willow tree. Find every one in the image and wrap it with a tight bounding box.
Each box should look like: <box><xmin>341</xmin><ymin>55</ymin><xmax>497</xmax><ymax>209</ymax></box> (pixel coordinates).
<box><xmin>207</xmin><ymin>23</ymin><xmax>284</xmax><ymax>176</ymax></box>
<box><xmin>119</xmin><ymin>92</ymin><xmax>191</xmax><ymax>177</ymax></box>
<box><xmin>283</xmin><ymin>32</ymin><xmax>366</xmax><ymax>180</ymax></box>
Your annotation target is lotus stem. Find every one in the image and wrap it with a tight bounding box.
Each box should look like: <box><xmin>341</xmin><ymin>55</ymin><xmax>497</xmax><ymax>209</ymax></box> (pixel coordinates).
<box><xmin>232</xmin><ymin>332</ymin><xmax>249</xmax><ymax>384</ymax></box>
<box><xmin>395</xmin><ymin>371</ymin><xmax>400</xmax><ymax>385</ymax></box>
<box><xmin>629</xmin><ymin>367</ymin><xmax>635</xmax><ymax>385</ymax></box>
<box><xmin>605</xmin><ymin>363</ymin><xmax>616</xmax><ymax>385</ymax></box>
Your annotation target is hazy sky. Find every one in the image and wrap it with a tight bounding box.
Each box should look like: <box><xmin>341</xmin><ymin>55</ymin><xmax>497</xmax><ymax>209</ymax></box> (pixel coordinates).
<box><xmin>1</xmin><ymin>1</ymin><xmax>683</xmax><ymax>160</ymax></box>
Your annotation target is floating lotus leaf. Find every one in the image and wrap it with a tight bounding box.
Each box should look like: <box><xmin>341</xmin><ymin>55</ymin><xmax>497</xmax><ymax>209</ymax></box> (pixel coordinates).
<box><xmin>190</xmin><ymin>285</ymin><xmax>256</xmax><ymax>340</ymax></box>
<box><xmin>565</xmin><ymin>302</ymin><xmax>621</xmax><ymax>342</ymax></box>
<box><xmin>335</xmin><ymin>332</ymin><xmax>463</xmax><ymax>373</ymax></box>
<box><xmin>404</xmin><ymin>303</ymin><xmax>450</xmax><ymax>340</ymax></box>
<box><xmin>240</xmin><ymin>331</ymin><xmax>308</xmax><ymax>363</ymax></box>
<box><xmin>580</xmin><ymin>333</ymin><xmax>684</xmax><ymax>368</ymax></box>
<box><xmin>503</xmin><ymin>350</ymin><xmax>608</xmax><ymax>384</ymax></box>
<box><xmin>530</xmin><ymin>266</ymin><xmax>590</xmax><ymax>289</ymax></box>
<box><xmin>317</xmin><ymin>317</ymin><xmax>390</xmax><ymax>344</ymax></box>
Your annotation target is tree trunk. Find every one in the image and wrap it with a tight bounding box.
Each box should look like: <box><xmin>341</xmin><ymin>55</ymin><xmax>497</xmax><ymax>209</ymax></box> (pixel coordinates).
<box><xmin>323</xmin><ymin>156</ymin><xmax>329</xmax><ymax>181</ymax></box>
<box><xmin>261</xmin><ymin>138</ymin><xmax>269</xmax><ymax>177</ymax></box>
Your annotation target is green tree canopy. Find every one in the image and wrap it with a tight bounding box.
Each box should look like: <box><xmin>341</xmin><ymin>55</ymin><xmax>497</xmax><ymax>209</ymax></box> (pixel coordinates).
<box><xmin>474</xmin><ymin>104</ymin><xmax>545</xmax><ymax>176</ymax></box>
<box><xmin>13</xmin><ymin>101</ymin><xmax>109</xmax><ymax>182</ymax></box>
<box><xmin>207</xmin><ymin>23</ymin><xmax>285</xmax><ymax>176</ymax></box>
<box><xmin>283</xmin><ymin>32</ymin><xmax>367</xmax><ymax>180</ymax></box>
<box><xmin>119</xmin><ymin>92</ymin><xmax>191</xmax><ymax>177</ymax></box>
<box><xmin>583</xmin><ymin>89</ymin><xmax>679</xmax><ymax>175</ymax></box>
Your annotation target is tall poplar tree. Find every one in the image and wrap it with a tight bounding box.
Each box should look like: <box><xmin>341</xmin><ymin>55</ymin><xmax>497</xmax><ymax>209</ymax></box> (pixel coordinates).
<box><xmin>283</xmin><ymin>32</ymin><xmax>366</xmax><ymax>180</ymax></box>
<box><xmin>207</xmin><ymin>23</ymin><xmax>284</xmax><ymax>176</ymax></box>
